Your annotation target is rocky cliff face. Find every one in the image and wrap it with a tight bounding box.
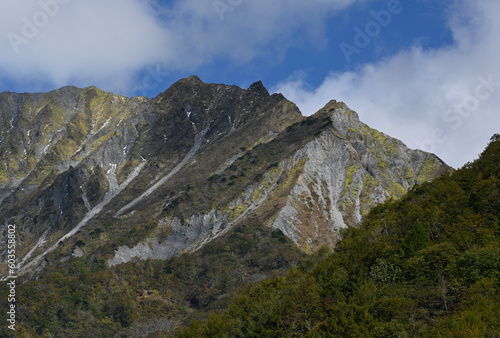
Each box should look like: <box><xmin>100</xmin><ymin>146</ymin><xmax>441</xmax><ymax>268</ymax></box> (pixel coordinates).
<box><xmin>0</xmin><ymin>77</ymin><xmax>450</xmax><ymax>276</ymax></box>
<box><xmin>270</xmin><ymin>101</ymin><xmax>449</xmax><ymax>252</ymax></box>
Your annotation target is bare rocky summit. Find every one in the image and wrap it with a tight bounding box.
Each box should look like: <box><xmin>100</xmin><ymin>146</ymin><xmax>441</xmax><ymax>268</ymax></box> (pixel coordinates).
<box><xmin>0</xmin><ymin>77</ymin><xmax>450</xmax><ymax>276</ymax></box>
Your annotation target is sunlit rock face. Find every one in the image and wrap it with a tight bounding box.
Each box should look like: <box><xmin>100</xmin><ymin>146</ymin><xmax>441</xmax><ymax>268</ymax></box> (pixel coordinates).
<box><xmin>0</xmin><ymin>78</ymin><xmax>450</xmax><ymax>275</ymax></box>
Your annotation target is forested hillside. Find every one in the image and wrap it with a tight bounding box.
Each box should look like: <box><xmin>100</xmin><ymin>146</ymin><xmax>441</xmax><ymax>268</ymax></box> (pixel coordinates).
<box><xmin>0</xmin><ymin>79</ymin><xmax>449</xmax><ymax>337</ymax></box>
<box><xmin>0</xmin><ymin>222</ymin><xmax>305</xmax><ymax>337</ymax></box>
<box><xmin>0</xmin><ymin>129</ymin><xmax>495</xmax><ymax>336</ymax></box>
<box><xmin>174</xmin><ymin>134</ymin><xmax>500</xmax><ymax>337</ymax></box>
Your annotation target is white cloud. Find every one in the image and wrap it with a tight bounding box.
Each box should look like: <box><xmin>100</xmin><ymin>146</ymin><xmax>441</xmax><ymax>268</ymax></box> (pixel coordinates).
<box><xmin>1</xmin><ymin>0</ymin><xmax>496</xmax><ymax>168</ymax></box>
<box><xmin>272</xmin><ymin>0</ymin><xmax>500</xmax><ymax>168</ymax></box>
<box><xmin>0</xmin><ymin>0</ymin><xmax>175</xmax><ymax>91</ymax></box>
<box><xmin>155</xmin><ymin>0</ymin><xmax>359</xmax><ymax>67</ymax></box>
<box><xmin>0</xmin><ymin>0</ymin><xmax>357</xmax><ymax>93</ymax></box>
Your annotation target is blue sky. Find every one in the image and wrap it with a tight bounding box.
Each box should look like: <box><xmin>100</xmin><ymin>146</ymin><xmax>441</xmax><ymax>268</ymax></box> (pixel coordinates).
<box><xmin>0</xmin><ymin>0</ymin><xmax>499</xmax><ymax>168</ymax></box>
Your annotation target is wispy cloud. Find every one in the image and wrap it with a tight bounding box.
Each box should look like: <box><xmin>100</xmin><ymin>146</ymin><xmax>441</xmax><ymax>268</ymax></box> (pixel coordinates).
<box><xmin>0</xmin><ymin>0</ymin><xmax>357</xmax><ymax>93</ymax></box>
<box><xmin>1</xmin><ymin>0</ymin><xmax>496</xmax><ymax>168</ymax></box>
<box><xmin>0</xmin><ymin>0</ymin><xmax>174</xmax><ymax>91</ymax></box>
<box><xmin>272</xmin><ymin>0</ymin><xmax>500</xmax><ymax>168</ymax></box>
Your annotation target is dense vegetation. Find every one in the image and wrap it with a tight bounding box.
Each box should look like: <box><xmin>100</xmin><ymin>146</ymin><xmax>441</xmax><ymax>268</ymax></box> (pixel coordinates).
<box><xmin>1</xmin><ymin>135</ymin><xmax>498</xmax><ymax>337</ymax></box>
<box><xmin>0</xmin><ymin>224</ymin><xmax>303</xmax><ymax>337</ymax></box>
<box><xmin>174</xmin><ymin>135</ymin><xmax>500</xmax><ymax>337</ymax></box>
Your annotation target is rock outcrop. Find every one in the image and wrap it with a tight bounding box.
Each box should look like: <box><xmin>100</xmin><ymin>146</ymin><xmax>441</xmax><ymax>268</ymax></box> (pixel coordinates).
<box><xmin>0</xmin><ymin>78</ymin><xmax>450</xmax><ymax>276</ymax></box>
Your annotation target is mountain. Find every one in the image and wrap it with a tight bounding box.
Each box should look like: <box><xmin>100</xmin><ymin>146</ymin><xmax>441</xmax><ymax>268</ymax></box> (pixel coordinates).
<box><xmin>0</xmin><ymin>77</ymin><xmax>451</xmax><ymax>336</ymax></box>
<box><xmin>175</xmin><ymin>134</ymin><xmax>500</xmax><ymax>337</ymax></box>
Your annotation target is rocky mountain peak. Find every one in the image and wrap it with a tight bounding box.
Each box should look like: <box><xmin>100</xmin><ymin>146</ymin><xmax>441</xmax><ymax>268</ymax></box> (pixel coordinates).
<box><xmin>318</xmin><ymin>99</ymin><xmax>360</xmax><ymax>134</ymax></box>
<box><xmin>185</xmin><ymin>74</ymin><xmax>203</xmax><ymax>83</ymax></box>
<box><xmin>0</xmin><ymin>77</ymin><xmax>450</xmax><ymax>280</ymax></box>
<box><xmin>247</xmin><ymin>80</ymin><xmax>270</xmax><ymax>97</ymax></box>
<box><xmin>152</xmin><ymin>77</ymin><xmax>301</xmax><ymax>142</ymax></box>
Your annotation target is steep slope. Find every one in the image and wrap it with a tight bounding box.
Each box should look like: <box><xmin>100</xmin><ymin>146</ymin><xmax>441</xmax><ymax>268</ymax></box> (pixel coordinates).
<box><xmin>0</xmin><ymin>77</ymin><xmax>304</xmax><ymax>275</ymax></box>
<box><xmin>0</xmin><ymin>77</ymin><xmax>449</xmax><ymax>277</ymax></box>
<box><xmin>270</xmin><ymin>101</ymin><xmax>450</xmax><ymax>252</ymax></box>
<box><xmin>107</xmin><ymin>102</ymin><xmax>449</xmax><ymax>265</ymax></box>
<box><xmin>0</xmin><ymin>77</ymin><xmax>454</xmax><ymax>336</ymax></box>
<box><xmin>174</xmin><ymin>134</ymin><xmax>500</xmax><ymax>338</ymax></box>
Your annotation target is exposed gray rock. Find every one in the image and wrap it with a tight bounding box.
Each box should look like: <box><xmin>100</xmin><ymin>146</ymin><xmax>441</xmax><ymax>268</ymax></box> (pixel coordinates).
<box><xmin>0</xmin><ymin>81</ymin><xmax>449</xmax><ymax>277</ymax></box>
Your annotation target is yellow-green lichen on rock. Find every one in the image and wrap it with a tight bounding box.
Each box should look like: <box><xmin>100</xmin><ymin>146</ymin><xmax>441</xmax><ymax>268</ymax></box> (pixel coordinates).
<box><xmin>416</xmin><ymin>157</ymin><xmax>443</xmax><ymax>184</ymax></box>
